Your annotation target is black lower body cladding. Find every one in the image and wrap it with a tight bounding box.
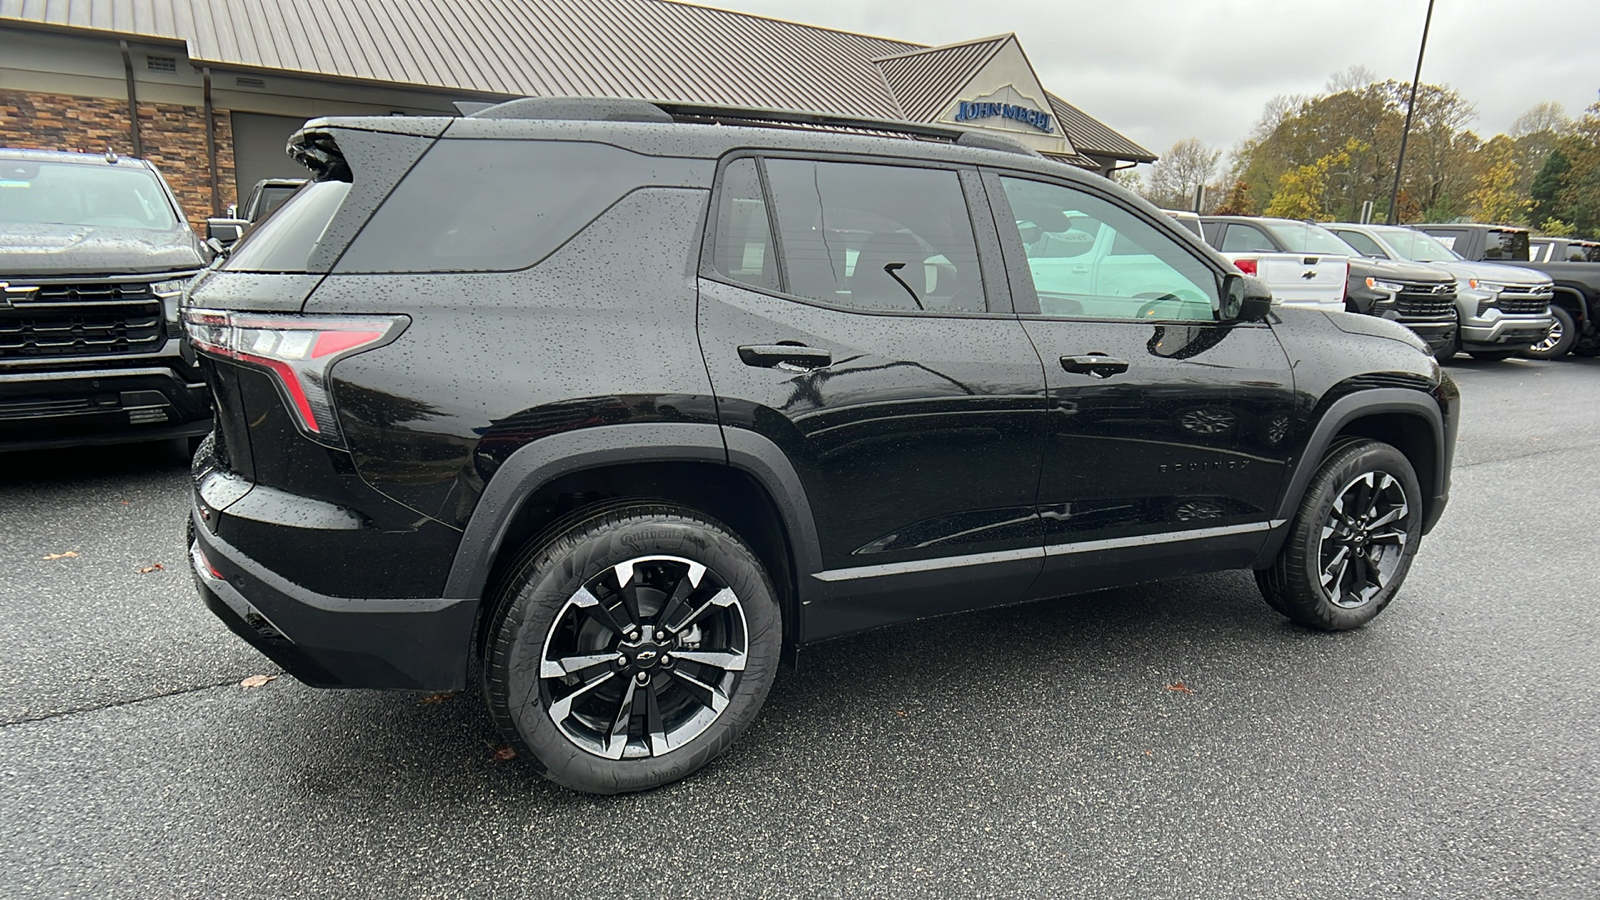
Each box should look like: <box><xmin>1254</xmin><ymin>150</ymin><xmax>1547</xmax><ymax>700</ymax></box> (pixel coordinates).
<box><xmin>0</xmin><ymin>361</ymin><xmax>210</xmax><ymax>451</ymax></box>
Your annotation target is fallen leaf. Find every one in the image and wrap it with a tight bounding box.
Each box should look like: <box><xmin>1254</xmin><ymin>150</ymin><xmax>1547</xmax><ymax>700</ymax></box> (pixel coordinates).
<box><xmin>120</xmin><ymin>500</ymin><xmax>130</xmax><ymax>506</ymax></box>
<box><xmin>240</xmin><ymin>674</ymin><xmax>278</xmax><ymax>689</ymax></box>
<box><xmin>136</xmin><ymin>563</ymin><xmax>165</xmax><ymax>574</ymax></box>
<box><xmin>41</xmin><ymin>551</ymin><xmax>79</xmax><ymax>560</ymax></box>
<box><xmin>419</xmin><ymin>691</ymin><xmax>459</xmax><ymax>705</ymax></box>
<box><xmin>493</xmin><ymin>745</ymin><xmax>517</xmax><ymax>761</ymax></box>
<box><xmin>1165</xmin><ymin>682</ymin><xmax>1194</xmax><ymax>694</ymax></box>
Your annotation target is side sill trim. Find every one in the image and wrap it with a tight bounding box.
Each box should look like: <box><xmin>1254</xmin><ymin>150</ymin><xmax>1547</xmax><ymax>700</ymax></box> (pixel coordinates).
<box><xmin>813</xmin><ymin>520</ymin><xmax>1282</xmax><ymax>582</ymax></box>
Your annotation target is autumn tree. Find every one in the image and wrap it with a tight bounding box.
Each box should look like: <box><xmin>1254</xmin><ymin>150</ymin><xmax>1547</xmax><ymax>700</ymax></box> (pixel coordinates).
<box><xmin>1467</xmin><ymin>135</ymin><xmax>1530</xmax><ymax>224</ymax></box>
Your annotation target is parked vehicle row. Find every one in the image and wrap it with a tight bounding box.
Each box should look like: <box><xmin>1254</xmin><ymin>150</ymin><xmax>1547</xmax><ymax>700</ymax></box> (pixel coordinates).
<box><xmin>1415</xmin><ymin>223</ymin><xmax>1600</xmax><ymax>359</ymax></box>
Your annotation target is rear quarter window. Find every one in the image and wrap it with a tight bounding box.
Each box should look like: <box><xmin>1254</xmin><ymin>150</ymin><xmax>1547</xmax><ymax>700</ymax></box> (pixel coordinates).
<box><xmin>333</xmin><ymin>139</ymin><xmax>706</xmax><ymax>273</ymax></box>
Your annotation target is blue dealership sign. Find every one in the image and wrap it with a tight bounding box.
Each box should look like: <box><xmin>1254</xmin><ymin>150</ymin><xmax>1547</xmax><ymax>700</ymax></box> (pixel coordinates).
<box><xmin>955</xmin><ymin>99</ymin><xmax>1053</xmax><ymax>133</ymax></box>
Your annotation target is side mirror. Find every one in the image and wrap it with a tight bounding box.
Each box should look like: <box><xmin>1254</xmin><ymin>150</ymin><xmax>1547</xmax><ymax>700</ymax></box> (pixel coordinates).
<box><xmin>205</xmin><ymin>217</ymin><xmax>249</xmax><ymax>246</ymax></box>
<box><xmin>1223</xmin><ymin>272</ymin><xmax>1274</xmax><ymax>322</ymax></box>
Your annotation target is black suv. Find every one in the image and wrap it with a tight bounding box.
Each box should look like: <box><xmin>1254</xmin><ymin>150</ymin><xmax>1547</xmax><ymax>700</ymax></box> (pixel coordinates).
<box><xmin>183</xmin><ymin>99</ymin><xmax>1459</xmax><ymax>794</ymax></box>
<box><xmin>1</xmin><ymin>148</ymin><xmax>211</xmax><ymax>451</ymax></box>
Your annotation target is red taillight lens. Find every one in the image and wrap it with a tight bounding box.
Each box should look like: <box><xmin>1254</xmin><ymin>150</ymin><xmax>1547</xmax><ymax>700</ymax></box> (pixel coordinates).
<box><xmin>1233</xmin><ymin>258</ymin><xmax>1258</xmax><ymax>276</ymax></box>
<box><xmin>181</xmin><ymin>308</ymin><xmax>407</xmax><ymax>446</ymax></box>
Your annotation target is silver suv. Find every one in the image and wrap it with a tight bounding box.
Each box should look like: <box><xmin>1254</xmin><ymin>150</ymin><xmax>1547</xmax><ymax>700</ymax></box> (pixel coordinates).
<box><xmin>1325</xmin><ymin>223</ymin><xmax>1554</xmax><ymax>361</ymax></box>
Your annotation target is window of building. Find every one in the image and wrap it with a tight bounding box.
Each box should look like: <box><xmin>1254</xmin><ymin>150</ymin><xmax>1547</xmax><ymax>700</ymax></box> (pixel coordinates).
<box><xmin>998</xmin><ymin>177</ymin><xmax>1217</xmax><ymax>321</ymax></box>
<box><xmin>762</xmin><ymin>159</ymin><xmax>985</xmax><ymax>313</ymax></box>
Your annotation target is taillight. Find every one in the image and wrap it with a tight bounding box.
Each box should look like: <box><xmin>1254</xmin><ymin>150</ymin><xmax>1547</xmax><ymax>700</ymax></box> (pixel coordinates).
<box><xmin>182</xmin><ymin>308</ymin><xmax>407</xmax><ymax>446</ymax></box>
<box><xmin>1233</xmin><ymin>258</ymin><xmax>1258</xmax><ymax>275</ymax></box>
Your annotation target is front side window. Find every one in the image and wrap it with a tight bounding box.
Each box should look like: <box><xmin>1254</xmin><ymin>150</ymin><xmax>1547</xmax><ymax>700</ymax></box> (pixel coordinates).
<box><xmin>762</xmin><ymin>159</ymin><xmax>985</xmax><ymax>313</ymax></box>
<box><xmin>0</xmin><ymin>159</ymin><xmax>180</xmax><ymax>231</ymax></box>
<box><xmin>999</xmin><ymin>177</ymin><xmax>1217</xmax><ymax>321</ymax></box>
<box><xmin>1332</xmin><ymin>229</ymin><xmax>1388</xmax><ymax>258</ymax></box>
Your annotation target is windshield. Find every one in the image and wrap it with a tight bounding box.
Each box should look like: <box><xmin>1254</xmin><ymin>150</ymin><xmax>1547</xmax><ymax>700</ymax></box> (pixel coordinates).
<box><xmin>1266</xmin><ymin>221</ymin><xmax>1357</xmax><ymax>255</ymax></box>
<box><xmin>0</xmin><ymin>159</ymin><xmax>181</xmax><ymax>230</ymax></box>
<box><xmin>1377</xmin><ymin>228</ymin><xmax>1462</xmax><ymax>263</ymax></box>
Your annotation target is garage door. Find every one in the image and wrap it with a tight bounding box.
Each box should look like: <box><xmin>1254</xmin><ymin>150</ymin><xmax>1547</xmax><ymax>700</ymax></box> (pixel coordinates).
<box><xmin>231</xmin><ymin>112</ymin><xmax>313</xmax><ymax>203</ymax></box>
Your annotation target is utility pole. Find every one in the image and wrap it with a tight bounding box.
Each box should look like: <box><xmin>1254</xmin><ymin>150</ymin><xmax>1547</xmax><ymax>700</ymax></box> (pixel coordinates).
<box><xmin>1386</xmin><ymin>0</ymin><xmax>1436</xmax><ymax>225</ymax></box>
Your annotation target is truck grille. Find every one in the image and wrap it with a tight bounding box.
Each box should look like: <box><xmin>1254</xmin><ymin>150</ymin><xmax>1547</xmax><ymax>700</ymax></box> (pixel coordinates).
<box><xmin>0</xmin><ymin>281</ymin><xmax>165</xmax><ymax>359</ymax></box>
<box><xmin>1392</xmin><ymin>282</ymin><xmax>1456</xmax><ymax>317</ymax></box>
<box><xmin>1492</xmin><ymin>285</ymin><xmax>1552</xmax><ymax>315</ymax></box>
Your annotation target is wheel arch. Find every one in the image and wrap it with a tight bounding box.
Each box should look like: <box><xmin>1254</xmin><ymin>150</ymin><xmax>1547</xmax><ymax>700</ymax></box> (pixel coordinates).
<box><xmin>1259</xmin><ymin>388</ymin><xmax>1448</xmax><ymax>565</ymax></box>
<box><xmin>1550</xmin><ymin>286</ymin><xmax>1588</xmax><ymax>324</ymax></box>
<box><xmin>444</xmin><ymin>423</ymin><xmax>821</xmax><ymax>664</ymax></box>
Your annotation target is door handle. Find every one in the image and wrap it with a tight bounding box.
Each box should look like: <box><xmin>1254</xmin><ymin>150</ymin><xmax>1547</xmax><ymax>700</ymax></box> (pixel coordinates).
<box><xmin>1060</xmin><ymin>355</ymin><xmax>1130</xmax><ymax>378</ymax></box>
<box><xmin>738</xmin><ymin>344</ymin><xmax>832</xmax><ymax>370</ymax></box>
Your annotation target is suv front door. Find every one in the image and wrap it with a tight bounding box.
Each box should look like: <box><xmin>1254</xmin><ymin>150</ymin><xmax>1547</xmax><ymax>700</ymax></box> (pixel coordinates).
<box><xmin>697</xmin><ymin>156</ymin><xmax>1046</xmax><ymax>641</ymax></box>
<box><xmin>984</xmin><ymin>172</ymin><xmax>1298</xmax><ymax>600</ymax></box>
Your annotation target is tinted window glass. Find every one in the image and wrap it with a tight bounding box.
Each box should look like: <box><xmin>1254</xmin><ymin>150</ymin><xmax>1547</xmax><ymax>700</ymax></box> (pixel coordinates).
<box><xmin>1201</xmin><ymin>220</ymin><xmax>1224</xmax><ymax>246</ymax></box>
<box><xmin>1265</xmin><ymin>221</ymin><xmax>1353</xmax><ymax>255</ymax></box>
<box><xmin>336</xmin><ymin>140</ymin><xmax>699</xmax><ymax>273</ymax></box>
<box><xmin>1333</xmin><ymin>230</ymin><xmax>1386</xmax><ymax>257</ymax></box>
<box><xmin>1485</xmin><ymin>229</ymin><xmax>1530</xmax><ymax>261</ymax></box>
<box><xmin>224</xmin><ymin>181</ymin><xmax>351</xmax><ymax>273</ymax></box>
<box><xmin>765</xmin><ymin>160</ymin><xmax>984</xmax><ymax>313</ymax></box>
<box><xmin>711</xmin><ymin>159</ymin><xmax>780</xmax><ymax>293</ymax></box>
<box><xmin>999</xmin><ymin>177</ymin><xmax>1217</xmax><ymax>321</ymax></box>
<box><xmin>1221</xmin><ymin>224</ymin><xmax>1276</xmax><ymax>252</ymax></box>
<box><xmin>1378</xmin><ymin>228</ymin><xmax>1460</xmax><ymax>262</ymax></box>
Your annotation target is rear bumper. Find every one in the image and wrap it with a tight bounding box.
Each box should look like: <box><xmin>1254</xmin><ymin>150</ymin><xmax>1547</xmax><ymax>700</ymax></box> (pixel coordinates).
<box><xmin>189</xmin><ymin>509</ymin><xmax>476</xmax><ymax>691</ymax></box>
<box><xmin>0</xmin><ymin>357</ymin><xmax>210</xmax><ymax>451</ymax></box>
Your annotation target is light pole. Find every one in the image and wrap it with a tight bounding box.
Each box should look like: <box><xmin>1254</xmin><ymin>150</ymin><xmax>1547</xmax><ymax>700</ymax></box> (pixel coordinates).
<box><xmin>1386</xmin><ymin>0</ymin><xmax>1437</xmax><ymax>225</ymax></box>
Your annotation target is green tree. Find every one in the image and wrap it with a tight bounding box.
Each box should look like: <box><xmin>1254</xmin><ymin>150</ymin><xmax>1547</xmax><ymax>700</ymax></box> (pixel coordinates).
<box><xmin>1467</xmin><ymin>135</ymin><xmax>1530</xmax><ymax>224</ymax></box>
<box><xmin>1529</xmin><ymin>147</ymin><xmax>1571</xmax><ymax>225</ymax></box>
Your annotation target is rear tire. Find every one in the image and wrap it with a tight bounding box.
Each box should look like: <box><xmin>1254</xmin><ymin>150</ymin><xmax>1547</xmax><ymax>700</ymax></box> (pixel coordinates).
<box><xmin>1257</xmin><ymin>439</ymin><xmax>1423</xmax><ymax>631</ymax></box>
<box><xmin>482</xmin><ymin>502</ymin><xmax>781</xmax><ymax>794</ymax></box>
<box><xmin>1523</xmin><ymin>305</ymin><xmax>1576</xmax><ymax>359</ymax></box>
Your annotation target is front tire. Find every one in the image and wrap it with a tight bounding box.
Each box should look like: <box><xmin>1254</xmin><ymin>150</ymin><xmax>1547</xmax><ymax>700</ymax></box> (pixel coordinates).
<box><xmin>1257</xmin><ymin>439</ymin><xmax>1423</xmax><ymax>630</ymax></box>
<box><xmin>482</xmin><ymin>503</ymin><xmax>781</xmax><ymax>794</ymax></box>
<box><xmin>1523</xmin><ymin>305</ymin><xmax>1576</xmax><ymax>359</ymax></box>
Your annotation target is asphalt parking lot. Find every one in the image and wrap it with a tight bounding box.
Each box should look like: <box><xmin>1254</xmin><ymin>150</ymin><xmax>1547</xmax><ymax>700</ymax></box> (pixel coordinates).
<box><xmin>2</xmin><ymin>356</ymin><xmax>1596</xmax><ymax>899</ymax></box>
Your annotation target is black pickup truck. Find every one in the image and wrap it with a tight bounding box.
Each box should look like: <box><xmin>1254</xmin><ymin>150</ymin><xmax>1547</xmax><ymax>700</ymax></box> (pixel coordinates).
<box><xmin>1417</xmin><ymin>223</ymin><xmax>1600</xmax><ymax>358</ymax></box>
<box><xmin>1</xmin><ymin>148</ymin><xmax>212</xmax><ymax>451</ymax></box>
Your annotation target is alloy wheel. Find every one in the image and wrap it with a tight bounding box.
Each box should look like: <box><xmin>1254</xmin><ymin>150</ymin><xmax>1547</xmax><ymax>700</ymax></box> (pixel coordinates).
<box><xmin>1317</xmin><ymin>471</ymin><xmax>1410</xmax><ymax>609</ymax></box>
<box><xmin>1529</xmin><ymin>316</ymin><xmax>1563</xmax><ymax>354</ymax></box>
<box><xmin>538</xmin><ymin>555</ymin><xmax>749</xmax><ymax>760</ymax></box>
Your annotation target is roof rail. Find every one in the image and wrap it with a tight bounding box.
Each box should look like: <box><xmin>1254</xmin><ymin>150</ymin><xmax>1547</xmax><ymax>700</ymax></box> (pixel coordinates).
<box><xmin>464</xmin><ymin>96</ymin><xmax>1040</xmax><ymax>156</ymax></box>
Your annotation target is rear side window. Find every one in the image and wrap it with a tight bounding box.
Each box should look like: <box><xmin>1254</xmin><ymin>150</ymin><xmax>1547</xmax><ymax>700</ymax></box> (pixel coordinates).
<box><xmin>335</xmin><ymin>140</ymin><xmax>703</xmax><ymax>273</ymax></box>
<box><xmin>224</xmin><ymin>181</ymin><xmax>352</xmax><ymax>273</ymax></box>
<box><xmin>1485</xmin><ymin>229</ymin><xmax>1530</xmax><ymax>261</ymax></box>
<box><xmin>711</xmin><ymin>159</ymin><xmax>781</xmax><ymax>293</ymax></box>
<box><xmin>762</xmin><ymin>159</ymin><xmax>985</xmax><ymax>313</ymax></box>
<box><xmin>1221</xmin><ymin>224</ymin><xmax>1275</xmax><ymax>253</ymax></box>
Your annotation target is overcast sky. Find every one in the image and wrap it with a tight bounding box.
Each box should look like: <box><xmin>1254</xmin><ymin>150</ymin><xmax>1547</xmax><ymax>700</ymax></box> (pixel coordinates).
<box><xmin>705</xmin><ymin>0</ymin><xmax>1600</xmax><ymax>164</ymax></box>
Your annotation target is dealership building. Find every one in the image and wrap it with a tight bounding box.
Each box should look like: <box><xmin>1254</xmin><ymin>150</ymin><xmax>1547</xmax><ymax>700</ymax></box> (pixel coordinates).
<box><xmin>0</xmin><ymin>0</ymin><xmax>1155</xmax><ymax>228</ymax></box>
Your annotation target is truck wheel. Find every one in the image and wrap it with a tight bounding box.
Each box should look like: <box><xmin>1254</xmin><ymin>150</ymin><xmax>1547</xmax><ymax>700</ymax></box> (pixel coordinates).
<box><xmin>482</xmin><ymin>502</ymin><xmax>780</xmax><ymax>794</ymax></box>
<box><xmin>1466</xmin><ymin>349</ymin><xmax>1520</xmax><ymax>361</ymax></box>
<box><xmin>1523</xmin><ymin>306</ymin><xmax>1575</xmax><ymax>359</ymax></box>
<box><xmin>1256</xmin><ymin>439</ymin><xmax>1423</xmax><ymax>631</ymax></box>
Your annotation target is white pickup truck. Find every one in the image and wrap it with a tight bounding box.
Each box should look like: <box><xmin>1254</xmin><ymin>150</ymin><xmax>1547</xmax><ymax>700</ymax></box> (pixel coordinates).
<box><xmin>1165</xmin><ymin>211</ymin><xmax>1348</xmax><ymax>311</ymax></box>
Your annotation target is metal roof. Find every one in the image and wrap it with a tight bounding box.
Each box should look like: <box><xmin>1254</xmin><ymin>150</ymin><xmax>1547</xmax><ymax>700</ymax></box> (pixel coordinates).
<box><xmin>0</xmin><ymin>0</ymin><xmax>1154</xmax><ymax>163</ymax></box>
<box><xmin>874</xmin><ymin>36</ymin><xmax>1007</xmax><ymax>124</ymax></box>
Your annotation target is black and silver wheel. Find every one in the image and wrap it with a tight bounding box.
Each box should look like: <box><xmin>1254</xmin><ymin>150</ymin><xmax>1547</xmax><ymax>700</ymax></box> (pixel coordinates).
<box><xmin>483</xmin><ymin>503</ymin><xmax>780</xmax><ymax>794</ymax></box>
<box><xmin>1523</xmin><ymin>305</ymin><xmax>1576</xmax><ymax>359</ymax></box>
<box><xmin>1257</xmin><ymin>439</ymin><xmax>1423</xmax><ymax>630</ymax></box>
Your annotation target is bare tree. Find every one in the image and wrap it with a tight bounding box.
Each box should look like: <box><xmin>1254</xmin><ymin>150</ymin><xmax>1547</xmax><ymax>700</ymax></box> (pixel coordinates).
<box><xmin>1511</xmin><ymin>101</ymin><xmax>1571</xmax><ymax>137</ymax></box>
<box><xmin>1326</xmin><ymin>65</ymin><xmax>1379</xmax><ymax>94</ymax></box>
<box><xmin>1145</xmin><ymin>138</ymin><xmax>1221</xmax><ymax>209</ymax></box>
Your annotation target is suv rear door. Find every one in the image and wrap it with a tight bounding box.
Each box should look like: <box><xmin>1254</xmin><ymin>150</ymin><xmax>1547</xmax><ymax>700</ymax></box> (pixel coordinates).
<box><xmin>696</xmin><ymin>155</ymin><xmax>1046</xmax><ymax>641</ymax></box>
<box><xmin>984</xmin><ymin>173</ymin><xmax>1298</xmax><ymax>600</ymax></box>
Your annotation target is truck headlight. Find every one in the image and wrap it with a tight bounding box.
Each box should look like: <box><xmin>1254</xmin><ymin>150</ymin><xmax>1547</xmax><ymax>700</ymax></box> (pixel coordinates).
<box><xmin>1365</xmin><ymin>277</ymin><xmax>1403</xmax><ymax>294</ymax></box>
